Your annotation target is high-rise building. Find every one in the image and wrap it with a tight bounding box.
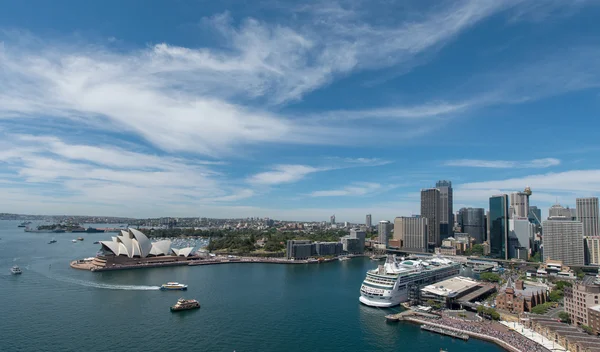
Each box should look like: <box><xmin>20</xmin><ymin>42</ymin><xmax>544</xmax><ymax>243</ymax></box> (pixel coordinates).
<box><xmin>378</xmin><ymin>220</ymin><xmax>391</xmax><ymax>246</ymax></box>
<box><xmin>489</xmin><ymin>194</ymin><xmax>509</xmax><ymax>260</ymax></box>
<box><xmin>508</xmin><ymin>217</ymin><xmax>535</xmax><ymax>259</ymax></box>
<box><xmin>576</xmin><ymin>197</ymin><xmax>599</xmax><ymax>237</ymax></box>
<box><xmin>510</xmin><ymin>192</ymin><xmax>529</xmax><ymax>218</ymax></box>
<box><xmin>393</xmin><ymin>216</ymin><xmax>428</xmax><ymax>252</ymax></box>
<box><xmin>365</xmin><ymin>214</ymin><xmax>372</xmax><ymax>228</ymax></box>
<box><xmin>330</xmin><ymin>215</ymin><xmax>336</xmax><ymax>225</ymax></box>
<box><xmin>528</xmin><ymin>206</ymin><xmax>542</xmax><ymax>226</ymax></box>
<box><xmin>548</xmin><ymin>203</ymin><xmax>575</xmax><ymax>220</ymax></box>
<box><xmin>458</xmin><ymin>207</ymin><xmax>485</xmax><ymax>244</ymax></box>
<box><xmin>542</xmin><ymin>220</ymin><xmax>584</xmax><ymax>266</ymax></box>
<box><xmin>585</xmin><ymin>236</ymin><xmax>600</xmax><ymax>265</ymax></box>
<box><xmin>435</xmin><ymin>180</ymin><xmax>453</xmax><ymax>241</ymax></box>
<box><xmin>421</xmin><ymin>188</ymin><xmax>441</xmax><ymax>247</ymax></box>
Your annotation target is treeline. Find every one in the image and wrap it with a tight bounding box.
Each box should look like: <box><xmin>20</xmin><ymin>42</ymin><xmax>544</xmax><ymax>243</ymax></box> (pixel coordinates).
<box><xmin>204</xmin><ymin>229</ymin><xmax>349</xmax><ymax>253</ymax></box>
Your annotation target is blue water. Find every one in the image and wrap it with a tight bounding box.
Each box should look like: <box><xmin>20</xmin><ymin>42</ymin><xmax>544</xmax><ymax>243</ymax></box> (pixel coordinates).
<box><xmin>0</xmin><ymin>221</ymin><xmax>504</xmax><ymax>352</ymax></box>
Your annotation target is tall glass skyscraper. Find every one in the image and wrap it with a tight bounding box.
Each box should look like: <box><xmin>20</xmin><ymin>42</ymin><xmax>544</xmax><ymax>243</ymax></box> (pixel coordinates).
<box><xmin>435</xmin><ymin>180</ymin><xmax>453</xmax><ymax>242</ymax></box>
<box><xmin>458</xmin><ymin>207</ymin><xmax>485</xmax><ymax>244</ymax></box>
<box><xmin>489</xmin><ymin>194</ymin><xmax>509</xmax><ymax>260</ymax></box>
<box><xmin>421</xmin><ymin>188</ymin><xmax>441</xmax><ymax>248</ymax></box>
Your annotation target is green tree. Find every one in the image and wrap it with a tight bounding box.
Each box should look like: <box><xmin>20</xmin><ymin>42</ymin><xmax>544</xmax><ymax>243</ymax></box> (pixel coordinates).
<box><xmin>548</xmin><ymin>290</ymin><xmax>564</xmax><ymax>302</ymax></box>
<box><xmin>582</xmin><ymin>325</ymin><xmax>594</xmax><ymax>334</ymax></box>
<box><xmin>558</xmin><ymin>311</ymin><xmax>571</xmax><ymax>323</ymax></box>
<box><xmin>471</xmin><ymin>244</ymin><xmax>484</xmax><ymax>256</ymax></box>
<box><xmin>555</xmin><ymin>281</ymin><xmax>573</xmax><ymax>290</ymax></box>
<box><xmin>531</xmin><ymin>302</ymin><xmax>553</xmax><ymax>314</ymax></box>
<box><xmin>479</xmin><ymin>272</ymin><xmax>501</xmax><ymax>282</ymax></box>
<box><xmin>528</xmin><ymin>252</ymin><xmax>541</xmax><ymax>262</ymax></box>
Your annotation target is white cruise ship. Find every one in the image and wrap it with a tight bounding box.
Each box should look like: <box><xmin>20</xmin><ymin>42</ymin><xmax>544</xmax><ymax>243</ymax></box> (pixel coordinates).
<box><xmin>359</xmin><ymin>255</ymin><xmax>460</xmax><ymax>308</ymax></box>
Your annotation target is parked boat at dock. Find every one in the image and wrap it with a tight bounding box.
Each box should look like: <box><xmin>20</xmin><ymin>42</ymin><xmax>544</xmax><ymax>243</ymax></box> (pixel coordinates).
<box><xmin>170</xmin><ymin>298</ymin><xmax>200</xmax><ymax>311</ymax></box>
<box><xmin>160</xmin><ymin>282</ymin><xmax>188</xmax><ymax>290</ymax></box>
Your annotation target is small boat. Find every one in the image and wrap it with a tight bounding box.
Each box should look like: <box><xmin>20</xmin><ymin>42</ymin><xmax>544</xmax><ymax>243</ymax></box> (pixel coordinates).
<box><xmin>10</xmin><ymin>265</ymin><xmax>22</xmax><ymax>275</ymax></box>
<box><xmin>161</xmin><ymin>282</ymin><xmax>188</xmax><ymax>290</ymax></box>
<box><xmin>77</xmin><ymin>237</ymin><xmax>84</xmax><ymax>241</ymax></box>
<box><xmin>338</xmin><ymin>256</ymin><xmax>350</xmax><ymax>261</ymax></box>
<box><xmin>48</xmin><ymin>239</ymin><xmax>57</xmax><ymax>244</ymax></box>
<box><xmin>170</xmin><ymin>298</ymin><xmax>200</xmax><ymax>312</ymax></box>
<box><xmin>440</xmin><ymin>349</ymin><xmax>448</xmax><ymax>352</ymax></box>
<box><xmin>93</xmin><ymin>241</ymin><xmax>100</xmax><ymax>244</ymax></box>
<box><xmin>72</xmin><ymin>239</ymin><xmax>77</xmax><ymax>243</ymax></box>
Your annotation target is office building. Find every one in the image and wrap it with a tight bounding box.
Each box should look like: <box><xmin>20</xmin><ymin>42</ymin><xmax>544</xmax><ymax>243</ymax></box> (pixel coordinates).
<box><xmin>436</xmin><ymin>180</ymin><xmax>453</xmax><ymax>241</ymax></box>
<box><xmin>528</xmin><ymin>206</ymin><xmax>542</xmax><ymax>226</ymax></box>
<box><xmin>585</xmin><ymin>236</ymin><xmax>600</xmax><ymax>265</ymax></box>
<box><xmin>393</xmin><ymin>216</ymin><xmax>428</xmax><ymax>252</ymax></box>
<box><xmin>542</xmin><ymin>220</ymin><xmax>584</xmax><ymax>266</ymax></box>
<box><xmin>564</xmin><ymin>282</ymin><xmax>600</xmax><ymax>327</ymax></box>
<box><xmin>458</xmin><ymin>207</ymin><xmax>485</xmax><ymax>244</ymax></box>
<box><xmin>508</xmin><ymin>217</ymin><xmax>535</xmax><ymax>259</ymax></box>
<box><xmin>330</xmin><ymin>215</ymin><xmax>336</xmax><ymax>225</ymax></box>
<box><xmin>341</xmin><ymin>228</ymin><xmax>366</xmax><ymax>254</ymax></box>
<box><xmin>365</xmin><ymin>214</ymin><xmax>372</xmax><ymax>228</ymax></box>
<box><xmin>548</xmin><ymin>203</ymin><xmax>576</xmax><ymax>220</ymax></box>
<box><xmin>378</xmin><ymin>220</ymin><xmax>391</xmax><ymax>246</ymax></box>
<box><xmin>286</xmin><ymin>240</ymin><xmax>315</xmax><ymax>259</ymax></box>
<box><xmin>510</xmin><ymin>191</ymin><xmax>529</xmax><ymax>218</ymax></box>
<box><xmin>577</xmin><ymin>197</ymin><xmax>599</xmax><ymax>237</ymax></box>
<box><xmin>490</xmin><ymin>194</ymin><xmax>510</xmax><ymax>260</ymax></box>
<box><xmin>421</xmin><ymin>188</ymin><xmax>441</xmax><ymax>247</ymax></box>
<box><xmin>315</xmin><ymin>242</ymin><xmax>343</xmax><ymax>256</ymax></box>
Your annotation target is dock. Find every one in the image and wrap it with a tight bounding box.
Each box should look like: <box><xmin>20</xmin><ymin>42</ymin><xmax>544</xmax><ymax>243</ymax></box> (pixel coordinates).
<box><xmin>385</xmin><ymin>310</ymin><xmax>441</xmax><ymax>322</ymax></box>
<box><xmin>421</xmin><ymin>324</ymin><xmax>469</xmax><ymax>340</ymax></box>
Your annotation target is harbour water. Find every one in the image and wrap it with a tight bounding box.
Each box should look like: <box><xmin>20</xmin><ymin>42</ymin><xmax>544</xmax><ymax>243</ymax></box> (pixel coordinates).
<box><xmin>0</xmin><ymin>221</ymin><xmax>504</xmax><ymax>352</ymax></box>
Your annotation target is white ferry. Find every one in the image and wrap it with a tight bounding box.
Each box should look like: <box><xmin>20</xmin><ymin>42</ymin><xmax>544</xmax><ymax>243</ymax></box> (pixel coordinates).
<box><xmin>160</xmin><ymin>282</ymin><xmax>188</xmax><ymax>291</ymax></box>
<box><xmin>359</xmin><ymin>255</ymin><xmax>460</xmax><ymax>308</ymax></box>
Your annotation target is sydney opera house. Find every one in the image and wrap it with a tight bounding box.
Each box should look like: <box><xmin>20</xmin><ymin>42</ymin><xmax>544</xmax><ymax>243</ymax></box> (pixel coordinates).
<box><xmin>99</xmin><ymin>228</ymin><xmax>194</xmax><ymax>258</ymax></box>
<box><xmin>71</xmin><ymin>228</ymin><xmax>199</xmax><ymax>272</ymax></box>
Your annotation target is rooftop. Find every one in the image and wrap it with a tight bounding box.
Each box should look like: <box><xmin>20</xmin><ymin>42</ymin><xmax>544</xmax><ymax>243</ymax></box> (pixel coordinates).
<box><xmin>421</xmin><ymin>276</ymin><xmax>479</xmax><ymax>298</ymax></box>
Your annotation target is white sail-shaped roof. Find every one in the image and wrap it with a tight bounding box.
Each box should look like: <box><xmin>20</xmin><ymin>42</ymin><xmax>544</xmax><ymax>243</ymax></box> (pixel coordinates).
<box><xmin>98</xmin><ymin>229</ymin><xmax>180</xmax><ymax>258</ymax></box>
<box><xmin>129</xmin><ymin>228</ymin><xmax>152</xmax><ymax>257</ymax></box>
<box><xmin>172</xmin><ymin>247</ymin><xmax>194</xmax><ymax>257</ymax></box>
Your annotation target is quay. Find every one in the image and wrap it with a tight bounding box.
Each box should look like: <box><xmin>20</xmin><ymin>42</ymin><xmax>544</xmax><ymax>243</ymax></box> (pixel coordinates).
<box><xmin>71</xmin><ymin>255</ymin><xmax>343</xmax><ymax>272</ymax></box>
<box><xmin>421</xmin><ymin>324</ymin><xmax>469</xmax><ymax>340</ymax></box>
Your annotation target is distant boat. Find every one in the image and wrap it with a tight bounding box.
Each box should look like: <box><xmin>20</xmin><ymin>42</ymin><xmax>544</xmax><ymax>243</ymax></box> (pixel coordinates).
<box><xmin>77</xmin><ymin>237</ymin><xmax>84</xmax><ymax>241</ymax></box>
<box><xmin>10</xmin><ymin>265</ymin><xmax>22</xmax><ymax>275</ymax></box>
<box><xmin>48</xmin><ymin>239</ymin><xmax>57</xmax><ymax>244</ymax></box>
<box><xmin>170</xmin><ymin>298</ymin><xmax>200</xmax><ymax>312</ymax></box>
<box><xmin>72</xmin><ymin>239</ymin><xmax>77</xmax><ymax>243</ymax></box>
<box><xmin>93</xmin><ymin>241</ymin><xmax>100</xmax><ymax>244</ymax></box>
<box><xmin>339</xmin><ymin>256</ymin><xmax>350</xmax><ymax>261</ymax></box>
<box><xmin>161</xmin><ymin>282</ymin><xmax>188</xmax><ymax>291</ymax></box>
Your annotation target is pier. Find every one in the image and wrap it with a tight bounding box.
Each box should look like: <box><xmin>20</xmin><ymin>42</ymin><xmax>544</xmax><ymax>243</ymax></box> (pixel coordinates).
<box><xmin>421</xmin><ymin>324</ymin><xmax>469</xmax><ymax>340</ymax></box>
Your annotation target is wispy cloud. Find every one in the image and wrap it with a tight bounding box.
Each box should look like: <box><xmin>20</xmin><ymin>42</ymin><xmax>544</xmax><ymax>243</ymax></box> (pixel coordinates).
<box><xmin>445</xmin><ymin>158</ymin><xmax>560</xmax><ymax>169</ymax></box>
<box><xmin>310</xmin><ymin>182</ymin><xmax>391</xmax><ymax>197</ymax></box>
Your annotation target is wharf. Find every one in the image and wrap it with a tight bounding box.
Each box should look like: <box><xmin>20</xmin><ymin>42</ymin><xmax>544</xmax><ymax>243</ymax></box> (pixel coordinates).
<box><xmin>188</xmin><ymin>257</ymin><xmax>338</xmax><ymax>266</ymax></box>
<box><xmin>385</xmin><ymin>310</ymin><xmax>440</xmax><ymax>322</ymax></box>
<box><xmin>421</xmin><ymin>324</ymin><xmax>469</xmax><ymax>340</ymax></box>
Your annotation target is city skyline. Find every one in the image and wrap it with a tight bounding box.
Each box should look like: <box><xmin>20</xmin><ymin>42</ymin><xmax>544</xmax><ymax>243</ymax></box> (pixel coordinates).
<box><xmin>1</xmin><ymin>1</ymin><xmax>600</xmax><ymax>222</ymax></box>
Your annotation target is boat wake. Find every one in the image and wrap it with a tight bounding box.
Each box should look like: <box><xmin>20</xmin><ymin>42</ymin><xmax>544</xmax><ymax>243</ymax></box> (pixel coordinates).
<box><xmin>37</xmin><ymin>271</ymin><xmax>161</xmax><ymax>290</ymax></box>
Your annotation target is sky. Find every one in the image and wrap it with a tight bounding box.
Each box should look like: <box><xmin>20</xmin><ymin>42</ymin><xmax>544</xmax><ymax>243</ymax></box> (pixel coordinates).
<box><xmin>1</xmin><ymin>0</ymin><xmax>600</xmax><ymax>222</ymax></box>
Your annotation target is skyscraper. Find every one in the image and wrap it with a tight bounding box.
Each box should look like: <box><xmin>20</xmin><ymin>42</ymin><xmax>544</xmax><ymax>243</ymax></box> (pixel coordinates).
<box><xmin>365</xmin><ymin>214</ymin><xmax>372</xmax><ymax>228</ymax></box>
<box><xmin>458</xmin><ymin>207</ymin><xmax>485</xmax><ymax>244</ymax></box>
<box><xmin>378</xmin><ymin>220</ymin><xmax>391</xmax><ymax>246</ymax></box>
<box><xmin>508</xmin><ymin>217</ymin><xmax>535</xmax><ymax>259</ymax></box>
<box><xmin>510</xmin><ymin>192</ymin><xmax>529</xmax><ymax>218</ymax></box>
<box><xmin>548</xmin><ymin>203</ymin><xmax>575</xmax><ymax>220</ymax></box>
<box><xmin>542</xmin><ymin>220</ymin><xmax>584</xmax><ymax>266</ymax></box>
<box><xmin>528</xmin><ymin>206</ymin><xmax>542</xmax><ymax>225</ymax></box>
<box><xmin>421</xmin><ymin>188</ymin><xmax>441</xmax><ymax>247</ymax></box>
<box><xmin>393</xmin><ymin>216</ymin><xmax>428</xmax><ymax>252</ymax></box>
<box><xmin>489</xmin><ymin>194</ymin><xmax>509</xmax><ymax>260</ymax></box>
<box><xmin>576</xmin><ymin>197</ymin><xmax>599</xmax><ymax>237</ymax></box>
<box><xmin>330</xmin><ymin>215</ymin><xmax>336</xmax><ymax>225</ymax></box>
<box><xmin>435</xmin><ymin>180</ymin><xmax>453</xmax><ymax>241</ymax></box>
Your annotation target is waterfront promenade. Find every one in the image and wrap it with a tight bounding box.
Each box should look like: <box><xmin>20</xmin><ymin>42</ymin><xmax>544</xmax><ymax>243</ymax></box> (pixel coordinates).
<box><xmin>401</xmin><ymin>313</ymin><xmax>551</xmax><ymax>352</ymax></box>
<box><xmin>500</xmin><ymin>321</ymin><xmax>567</xmax><ymax>351</ymax></box>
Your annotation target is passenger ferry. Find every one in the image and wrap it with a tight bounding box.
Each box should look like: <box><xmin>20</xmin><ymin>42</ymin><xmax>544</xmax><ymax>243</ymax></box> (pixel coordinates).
<box><xmin>359</xmin><ymin>255</ymin><xmax>460</xmax><ymax>308</ymax></box>
<box><xmin>160</xmin><ymin>282</ymin><xmax>188</xmax><ymax>290</ymax></box>
<box><xmin>10</xmin><ymin>265</ymin><xmax>22</xmax><ymax>275</ymax></box>
<box><xmin>170</xmin><ymin>298</ymin><xmax>200</xmax><ymax>311</ymax></box>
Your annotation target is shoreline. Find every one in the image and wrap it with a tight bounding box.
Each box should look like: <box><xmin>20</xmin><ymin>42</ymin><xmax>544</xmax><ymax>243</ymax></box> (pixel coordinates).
<box><xmin>70</xmin><ymin>255</ymin><xmax>366</xmax><ymax>272</ymax></box>
<box><xmin>402</xmin><ymin>317</ymin><xmax>525</xmax><ymax>352</ymax></box>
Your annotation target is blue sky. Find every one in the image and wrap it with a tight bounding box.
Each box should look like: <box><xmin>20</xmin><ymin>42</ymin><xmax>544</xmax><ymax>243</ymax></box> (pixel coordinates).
<box><xmin>1</xmin><ymin>0</ymin><xmax>599</xmax><ymax>222</ymax></box>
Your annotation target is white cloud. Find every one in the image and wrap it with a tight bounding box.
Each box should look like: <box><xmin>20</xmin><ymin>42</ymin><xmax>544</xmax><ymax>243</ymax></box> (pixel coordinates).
<box><xmin>248</xmin><ymin>164</ymin><xmax>321</xmax><ymax>185</ymax></box>
<box><xmin>445</xmin><ymin>158</ymin><xmax>560</xmax><ymax>169</ymax></box>
<box><xmin>310</xmin><ymin>182</ymin><xmax>384</xmax><ymax>197</ymax></box>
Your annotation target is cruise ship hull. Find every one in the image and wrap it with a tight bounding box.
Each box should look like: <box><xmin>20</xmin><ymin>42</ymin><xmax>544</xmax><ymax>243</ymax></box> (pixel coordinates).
<box><xmin>359</xmin><ymin>294</ymin><xmax>406</xmax><ymax>308</ymax></box>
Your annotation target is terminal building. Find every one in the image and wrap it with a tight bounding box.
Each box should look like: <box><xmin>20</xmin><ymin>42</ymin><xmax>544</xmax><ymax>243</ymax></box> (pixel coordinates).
<box><xmin>420</xmin><ymin>276</ymin><xmax>481</xmax><ymax>308</ymax></box>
